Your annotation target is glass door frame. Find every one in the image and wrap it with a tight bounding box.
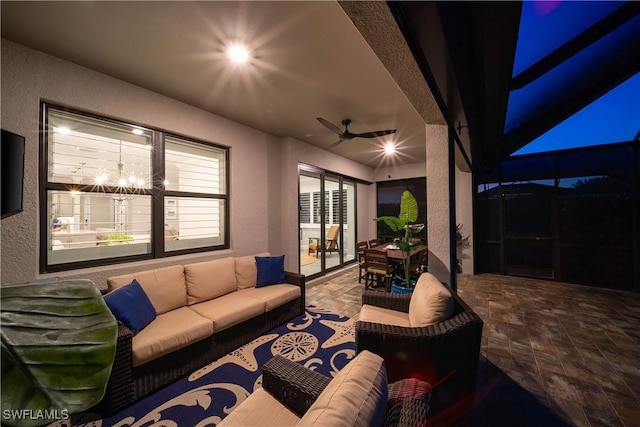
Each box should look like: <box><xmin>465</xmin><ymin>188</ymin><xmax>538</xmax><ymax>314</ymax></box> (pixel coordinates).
<box><xmin>298</xmin><ymin>164</ymin><xmax>357</xmax><ymax>280</ymax></box>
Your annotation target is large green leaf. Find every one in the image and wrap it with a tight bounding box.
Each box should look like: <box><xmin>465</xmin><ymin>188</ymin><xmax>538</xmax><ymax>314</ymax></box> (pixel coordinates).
<box><xmin>1</xmin><ymin>279</ymin><xmax>117</xmax><ymax>426</ymax></box>
<box><xmin>398</xmin><ymin>190</ymin><xmax>418</xmax><ymax>224</ymax></box>
<box><xmin>372</xmin><ymin>215</ymin><xmax>405</xmax><ymax>233</ymax></box>
<box><xmin>373</xmin><ymin>190</ymin><xmax>422</xmax><ymax>284</ymax></box>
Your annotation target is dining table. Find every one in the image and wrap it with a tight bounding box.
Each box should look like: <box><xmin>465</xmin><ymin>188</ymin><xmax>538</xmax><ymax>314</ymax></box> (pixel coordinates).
<box><xmin>380</xmin><ymin>243</ymin><xmax>428</xmax><ymax>262</ymax></box>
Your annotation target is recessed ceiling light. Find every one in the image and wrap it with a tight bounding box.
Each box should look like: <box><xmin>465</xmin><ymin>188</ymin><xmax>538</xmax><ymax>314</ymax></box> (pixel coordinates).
<box><xmin>227</xmin><ymin>44</ymin><xmax>250</xmax><ymax>64</ymax></box>
<box><xmin>384</xmin><ymin>143</ymin><xmax>396</xmax><ymax>154</ymax></box>
<box><xmin>132</xmin><ymin>128</ymin><xmax>144</xmax><ymax>135</ymax></box>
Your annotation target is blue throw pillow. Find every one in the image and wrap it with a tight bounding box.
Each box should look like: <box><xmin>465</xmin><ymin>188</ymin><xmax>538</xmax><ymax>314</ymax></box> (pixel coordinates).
<box><xmin>104</xmin><ymin>279</ymin><xmax>156</xmax><ymax>335</ymax></box>
<box><xmin>255</xmin><ymin>255</ymin><xmax>285</xmax><ymax>288</ymax></box>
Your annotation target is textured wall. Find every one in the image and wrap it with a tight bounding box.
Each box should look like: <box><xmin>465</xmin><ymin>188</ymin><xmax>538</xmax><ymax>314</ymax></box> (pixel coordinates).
<box><xmin>1</xmin><ymin>40</ymin><xmax>274</xmax><ymax>287</ymax></box>
<box><xmin>426</xmin><ymin>124</ymin><xmax>451</xmax><ymax>283</ymax></box>
<box><xmin>338</xmin><ymin>1</ymin><xmax>445</xmax><ymax>127</ymax></box>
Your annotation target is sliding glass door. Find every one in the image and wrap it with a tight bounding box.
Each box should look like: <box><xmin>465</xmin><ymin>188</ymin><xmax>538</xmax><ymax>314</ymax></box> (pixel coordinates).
<box><xmin>299</xmin><ymin>171</ymin><xmax>323</xmax><ymax>276</ymax></box>
<box><xmin>298</xmin><ymin>165</ymin><xmax>356</xmax><ymax>278</ymax></box>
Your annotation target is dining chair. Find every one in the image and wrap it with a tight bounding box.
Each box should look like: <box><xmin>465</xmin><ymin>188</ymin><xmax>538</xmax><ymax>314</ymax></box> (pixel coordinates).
<box><xmin>409</xmin><ymin>247</ymin><xmax>429</xmax><ymax>275</ymax></box>
<box><xmin>364</xmin><ymin>248</ymin><xmax>393</xmax><ymax>291</ymax></box>
<box><xmin>368</xmin><ymin>238</ymin><xmax>379</xmax><ymax>248</ymax></box>
<box><xmin>356</xmin><ymin>241</ymin><xmax>369</xmax><ymax>283</ymax></box>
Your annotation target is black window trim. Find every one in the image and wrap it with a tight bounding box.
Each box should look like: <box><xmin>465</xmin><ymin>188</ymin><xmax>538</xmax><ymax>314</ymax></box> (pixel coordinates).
<box><xmin>39</xmin><ymin>101</ymin><xmax>230</xmax><ymax>273</ymax></box>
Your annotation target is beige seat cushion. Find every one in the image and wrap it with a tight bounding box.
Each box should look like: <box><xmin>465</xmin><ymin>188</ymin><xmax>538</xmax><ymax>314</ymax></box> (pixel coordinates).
<box><xmin>132</xmin><ymin>306</ymin><xmax>213</xmax><ymax>367</ymax></box>
<box><xmin>108</xmin><ymin>265</ymin><xmax>187</xmax><ymax>315</ymax></box>
<box><xmin>408</xmin><ymin>273</ymin><xmax>454</xmax><ymax>327</ymax></box>
<box><xmin>218</xmin><ymin>387</ymin><xmax>300</xmax><ymax>426</ymax></box>
<box><xmin>235</xmin><ymin>252</ymin><xmax>270</xmax><ymax>289</ymax></box>
<box><xmin>184</xmin><ymin>257</ymin><xmax>237</xmax><ymax>304</ymax></box>
<box><xmin>188</xmin><ymin>292</ymin><xmax>265</xmax><ymax>333</ymax></box>
<box><xmin>238</xmin><ymin>284</ymin><xmax>300</xmax><ymax>312</ymax></box>
<box><xmin>298</xmin><ymin>350</ymin><xmax>388</xmax><ymax>427</ymax></box>
<box><xmin>359</xmin><ymin>304</ymin><xmax>411</xmax><ymax>328</ymax></box>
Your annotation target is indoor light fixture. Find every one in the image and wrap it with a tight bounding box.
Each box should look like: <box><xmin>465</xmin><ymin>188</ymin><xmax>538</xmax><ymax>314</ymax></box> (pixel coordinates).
<box><xmin>95</xmin><ymin>140</ymin><xmax>145</xmax><ymax>193</ymax></box>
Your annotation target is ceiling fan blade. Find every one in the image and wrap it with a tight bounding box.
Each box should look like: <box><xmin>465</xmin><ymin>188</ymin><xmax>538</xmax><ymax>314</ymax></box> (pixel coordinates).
<box><xmin>316</xmin><ymin>117</ymin><xmax>343</xmax><ymax>135</ymax></box>
<box><xmin>353</xmin><ymin>129</ymin><xmax>397</xmax><ymax>138</ymax></box>
<box><xmin>326</xmin><ymin>139</ymin><xmax>345</xmax><ymax>149</ymax></box>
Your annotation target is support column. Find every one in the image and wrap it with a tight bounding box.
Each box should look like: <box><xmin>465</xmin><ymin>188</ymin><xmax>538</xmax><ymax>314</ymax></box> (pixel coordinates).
<box><xmin>426</xmin><ymin>124</ymin><xmax>452</xmax><ymax>285</ymax></box>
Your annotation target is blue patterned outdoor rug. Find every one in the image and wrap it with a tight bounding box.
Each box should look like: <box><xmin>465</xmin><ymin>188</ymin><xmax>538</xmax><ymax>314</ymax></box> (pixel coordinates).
<box><xmin>57</xmin><ymin>307</ymin><xmax>355</xmax><ymax>427</ymax></box>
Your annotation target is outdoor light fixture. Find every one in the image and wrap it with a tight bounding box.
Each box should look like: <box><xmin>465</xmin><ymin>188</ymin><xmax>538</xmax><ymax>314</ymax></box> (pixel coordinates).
<box><xmin>227</xmin><ymin>44</ymin><xmax>250</xmax><ymax>64</ymax></box>
<box><xmin>384</xmin><ymin>143</ymin><xmax>396</xmax><ymax>154</ymax></box>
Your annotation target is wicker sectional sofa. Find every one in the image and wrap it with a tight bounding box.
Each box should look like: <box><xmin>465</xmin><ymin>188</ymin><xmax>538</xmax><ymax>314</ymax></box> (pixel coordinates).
<box><xmin>98</xmin><ymin>253</ymin><xmax>305</xmax><ymax>415</ymax></box>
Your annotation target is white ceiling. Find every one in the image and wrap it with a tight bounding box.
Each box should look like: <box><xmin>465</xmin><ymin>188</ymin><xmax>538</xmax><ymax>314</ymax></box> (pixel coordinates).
<box><xmin>1</xmin><ymin>1</ymin><xmax>439</xmax><ymax>168</ymax></box>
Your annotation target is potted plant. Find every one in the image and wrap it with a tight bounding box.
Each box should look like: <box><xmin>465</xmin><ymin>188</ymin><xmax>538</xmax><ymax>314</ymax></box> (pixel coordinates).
<box><xmin>1</xmin><ymin>280</ymin><xmax>117</xmax><ymax>426</ymax></box>
<box><xmin>108</xmin><ymin>232</ymin><xmax>134</xmax><ymax>244</ymax></box>
<box><xmin>373</xmin><ymin>190</ymin><xmax>424</xmax><ymax>290</ymax></box>
<box><xmin>456</xmin><ymin>223</ymin><xmax>470</xmax><ymax>273</ymax></box>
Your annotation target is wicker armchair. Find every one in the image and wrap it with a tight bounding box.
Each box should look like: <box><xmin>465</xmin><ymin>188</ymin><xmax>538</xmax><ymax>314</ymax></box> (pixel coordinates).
<box><xmin>219</xmin><ymin>353</ymin><xmax>431</xmax><ymax>426</ymax></box>
<box><xmin>356</xmin><ymin>287</ymin><xmax>483</xmax><ymax>426</ymax></box>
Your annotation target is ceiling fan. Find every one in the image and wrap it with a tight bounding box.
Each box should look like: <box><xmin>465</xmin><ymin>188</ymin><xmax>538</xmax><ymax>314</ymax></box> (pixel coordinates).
<box><xmin>316</xmin><ymin>117</ymin><xmax>396</xmax><ymax>149</ymax></box>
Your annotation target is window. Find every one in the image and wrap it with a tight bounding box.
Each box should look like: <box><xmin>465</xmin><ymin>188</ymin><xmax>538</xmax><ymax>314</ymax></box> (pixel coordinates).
<box><xmin>164</xmin><ymin>136</ymin><xmax>227</xmax><ymax>252</ymax></box>
<box><xmin>332</xmin><ymin>190</ymin><xmax>340</xmax><ymax>224</ymax></box>
<box><xmin>324</xmin><ymin>191</ymin><xmax>330</xmax><ymax>224</ymax></box>
<box><xmin>312</xmin><ymin>191</ymin><xmax>321</xmax><ymax>224</ymax></box>
<box><xmin>299</xmin><ymin>193</ymin><xmax>310</xmax><ymax>224</ymax></box>
<box><xmin>41</xmin><ymin>104</ymin><xmax>229</xmax><ymax>272</ymax></box>
<box><xmin>331</xmin><ymin>189</ymin><xmax>347</xmax><ymax>224</ymax></box>
<box><xmin>376</xmin><ymin>177</ymin><xmax>427</xmax><ymax>243</ymax></box>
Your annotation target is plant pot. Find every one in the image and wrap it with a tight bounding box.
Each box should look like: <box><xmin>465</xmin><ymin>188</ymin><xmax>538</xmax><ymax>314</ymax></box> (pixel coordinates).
<box><xmin>391</xmin><ymin>277</ymin><xmax>416</xmax><ymax>294</ymax></box>
<box><xmin>391</xmin><ymin>283</ymin><xmax>414</xmax><ymax>294</ymax></box>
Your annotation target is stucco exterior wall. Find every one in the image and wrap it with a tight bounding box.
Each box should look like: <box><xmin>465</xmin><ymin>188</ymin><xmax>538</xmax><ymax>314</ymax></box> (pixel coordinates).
<box><xmin>1</xmin><ymin>40</ymin><xmax>275</xmax><ymax>287</ymax></box>
<box><xmin>373</xmin><ymin>162</ymin><xmax>428</xmax><ymax>182</ymax></box>
<box><xmin>426</xmin><ymin>124</ymin><xmax>451</xmax><ymax>283</ymax></box>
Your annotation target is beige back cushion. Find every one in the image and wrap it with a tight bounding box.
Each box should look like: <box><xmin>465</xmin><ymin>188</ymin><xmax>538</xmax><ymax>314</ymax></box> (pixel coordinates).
<box><xmin>107</xmin><ymin>265</ymin><xmax>187</xmax><ymax>315</ymax></box>
<box><xmin>235</xmin><ymin>252</ymin><xmax>270</xmax><ymax>290</ymax></box>
<box><xmin>298</xmin><ymin>350</ymin><xmax>388</xmax><ymax>427</ymax></box>
<box><xmin>408</xmin><ymin>273</ymin><xmax>454</xmax><ymax>327</ymax></box>
<box><xmin>184</xmin><ymin>257</ymin><xmax>237</xmax><ymax>304</ymax></box>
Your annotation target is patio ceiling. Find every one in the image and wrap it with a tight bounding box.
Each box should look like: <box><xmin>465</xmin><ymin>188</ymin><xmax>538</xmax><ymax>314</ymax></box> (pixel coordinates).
<box><xmin>0</xmin><ymin>1</ymin><xmax>438</xmax><ymax>169</ymax></box>
<box><xmin>2</xmin><ymin>2</ymin><xmax>636</xmax><ymax>174</ymax></box>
